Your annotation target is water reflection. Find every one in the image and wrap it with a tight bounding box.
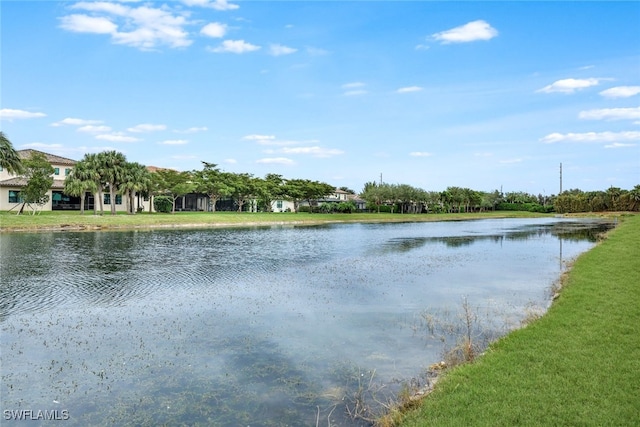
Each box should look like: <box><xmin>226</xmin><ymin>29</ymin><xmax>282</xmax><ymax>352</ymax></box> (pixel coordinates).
<box><xmin>0</xmin><ymin>218</ymin><xmax>614</xmax><ymax>426</ymax></box>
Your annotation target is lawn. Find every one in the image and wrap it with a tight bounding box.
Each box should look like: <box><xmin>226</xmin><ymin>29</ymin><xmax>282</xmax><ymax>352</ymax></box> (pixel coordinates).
<box><xmin>0</xmin><ymin>210</ymin><xmax>548</xmax><ymax>232</ymax></box>
<box><xmin>394</xmin><ymin>213</ymin><xmax>640</xmax><ymax>426</ymax></box>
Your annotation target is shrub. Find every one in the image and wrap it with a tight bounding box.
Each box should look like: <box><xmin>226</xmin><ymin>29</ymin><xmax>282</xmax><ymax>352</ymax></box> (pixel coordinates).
<box><xmin>153</xmin><ymin>195</ymin><xmax>173</xmax><ymax>213</ymax></box>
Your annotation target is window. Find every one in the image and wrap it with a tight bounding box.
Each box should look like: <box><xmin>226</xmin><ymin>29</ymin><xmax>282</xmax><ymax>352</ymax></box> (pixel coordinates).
<box><xmin>65</xmin><ymin>168</ymin><xmax>71</xmax><ymax>176</ymax></box>
<box><xmin>104</xmin><ymin>194</ymin><xmax>122</xmax><ymax>205</ymax></box>
<box><xmin>9</xmin><ymin>190</ymin><xmax>22</xmax><ymax>203</ymax></box>
<box><xmin>276</xmin><ymin>200</ymin><xmax>283</xmax><ymax>209</ymax></box>
<box><xmin>54</xmin><ymin>167</ymin><xmax>60</xmax><ymax>175</ymax></box>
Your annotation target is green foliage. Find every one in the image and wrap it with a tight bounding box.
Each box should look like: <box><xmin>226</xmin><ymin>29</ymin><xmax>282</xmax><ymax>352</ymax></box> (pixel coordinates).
<box><xmin>153</xmin><ymin>196</ymin><xmax>173</xmax><ymax>213</ymax></box>
<box><xmin>20</xmin><ymin>152</ymin><xmax>55</xmax><ymax>214</ymax></box>
<box><xmin>319</xmin><ymin>201</ymin><xmax>357</xmax><ymax>213</ymax></box>
<box><xmin>0</xmin><ymin>131</ymin><xmax>24</xmax><ymax>174</ymax></box>
<box><xmin>496</xmin><ymin>202</ymin><xmax>553</xmax><ymax>213</ymax></box>
<box><xmin>553</xmin><ymin>186</ymin><xmax>640</xmax><ymax>213</ymax></box>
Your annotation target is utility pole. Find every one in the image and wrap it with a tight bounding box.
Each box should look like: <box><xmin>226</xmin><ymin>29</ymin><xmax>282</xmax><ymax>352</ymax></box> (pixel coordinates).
<box><xmin>380</xmin><ymin>173</ymin><xmax>383</xmax><ymax>185</ymax></box>
<box><xmin>559</xmin><ymin>163</ymin><xmax>563</xmax><ymax>194</ymax></box>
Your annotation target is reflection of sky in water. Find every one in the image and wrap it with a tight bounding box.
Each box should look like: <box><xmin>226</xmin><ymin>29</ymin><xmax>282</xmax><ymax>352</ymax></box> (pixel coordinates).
<box><xmin>0</xmin><ymin>218</ymin><xmax>613</xmax><ymax>426</ymax></box>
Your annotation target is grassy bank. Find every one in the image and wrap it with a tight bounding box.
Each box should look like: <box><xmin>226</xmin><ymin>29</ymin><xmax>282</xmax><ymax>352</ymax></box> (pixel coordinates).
<box><xmin>394</xmin><ymin>213</ymin><xmax>640</xmax><ymax>426</ymax></box>
<box><xmin>0</xmin><ymin>210</ymin><xmax>548</xmax><ymax>232</ymax></box>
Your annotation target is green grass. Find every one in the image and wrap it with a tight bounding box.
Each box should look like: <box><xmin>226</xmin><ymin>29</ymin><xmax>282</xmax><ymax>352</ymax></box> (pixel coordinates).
<box><xmin>0</xmin><ymin>210</ymin><xmax>548</xmax><ymax>232</ymax></box>
<box><xmin>395</xmin><ymin>213</ymin><xmax>640</xmax><ymax>426</ymax></box>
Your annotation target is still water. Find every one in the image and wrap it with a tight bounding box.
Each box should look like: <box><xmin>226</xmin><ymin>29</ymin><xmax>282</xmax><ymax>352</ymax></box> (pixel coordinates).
<box><xmin>0</xmin><ymin>218</ymin><xmax>613</xmax><ymax>426</ymax></box>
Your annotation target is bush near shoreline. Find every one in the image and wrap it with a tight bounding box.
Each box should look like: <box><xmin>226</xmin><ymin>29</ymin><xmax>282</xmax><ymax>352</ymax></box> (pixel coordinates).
<box><xmin>392</xmin><ymin>213</ymin><xmax>640</xmax><ymax>426</ymax></box>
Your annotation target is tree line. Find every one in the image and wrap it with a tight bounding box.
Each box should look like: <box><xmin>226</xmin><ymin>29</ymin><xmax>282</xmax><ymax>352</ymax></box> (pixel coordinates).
<box><xmin>359</xmin><ymin>182</ymin><xmax>640</xmax><ymax>214</ymax></box>
<box><xmin>1</xmin><ymin>134</ymin><xmax>638</xmax><ymax>215</ymax></box>
<box><xmin>63</xmin><ymin>152</ymin><xmax>337</xmax><ymax>215</ymax></box>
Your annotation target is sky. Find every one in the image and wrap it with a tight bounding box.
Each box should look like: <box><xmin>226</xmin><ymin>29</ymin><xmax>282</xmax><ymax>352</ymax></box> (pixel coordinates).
<box><xmin>1</xmin><ymin>1</ymin><xmax>639</xmax><ymax>195</ymax></box>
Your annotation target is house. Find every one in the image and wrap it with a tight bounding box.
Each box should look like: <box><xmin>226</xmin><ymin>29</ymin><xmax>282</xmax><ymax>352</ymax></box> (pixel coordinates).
<box><xmin>0</xmin><ymin>149</ymin><xmax>146</xmax><ymax>212</ymax></box>
<box><xmin>0</xmin><ymin>150</ymin><xmax>77</xmax><ymax>211</ymax></box>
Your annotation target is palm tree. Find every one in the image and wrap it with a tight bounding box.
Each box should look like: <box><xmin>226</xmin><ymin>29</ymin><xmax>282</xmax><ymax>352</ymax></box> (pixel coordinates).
<box><xmin>76</xmin><ymin>154</ymin><xmax>105</xmax><ymax>215</ymax></box>
<box><xmin>120</xmin><ymin>162</ymin><xmax>149</xmax><ymax>214</ymax></box>
<box><xmin>0</xmin><ymin>131</ymin><xmax>24</xmax><ymax>174</ymax></box>
<box><xmin>96</xmin><ymin>151</ymin><xmax>127</xmax><ymax>215</ymax></box>
<box><xmin>63</xmin><ymin>165</ymin><xmax>97</xmax><ymax>215</ymax></box>
<box><xmin>628</xmin><ymin>185</ymin><xmax>640</xmax><ymax>211</ymax></box>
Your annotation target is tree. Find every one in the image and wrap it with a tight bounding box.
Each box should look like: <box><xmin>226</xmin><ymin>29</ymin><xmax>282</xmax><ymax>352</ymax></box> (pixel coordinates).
<box><xmin>193</xmin><ymin>162</ymin><xmax>232</xmax><ymax>212</ymax></box>
<box><xmin>628</xmin><ymin>185</ymin><xmax>640</xmax><ymax>211</ymax></box>
<box><xmin>74</xmin><ymin>154</ymin><xmax>105</xmax><ymax>215</ymax></box>
<box><xmin>19</xmin><ymin>152</ymin><xmax>54</xmax><ymax>215</ymax></box>
<box><xmin>96</xmin><ymin>151</ymin><xmax>127</xmax><ymax>215</ymax></box>
<box><xmin>63</xmin><ymin>161</ymin><xmax>97</xmax><ymax>215</ymax></box>
<box><xmin>0</xmin><ymin>131</ymin><xmax>24</xmax><ymax>174</ymax></box>
<box><xmin>120</xmin><ymin>162</ymin><xmax>150</xmax><ymax>214</ymax></box>
<box><xmin>227</xmin><ymin>172</ymin><xmax>256</xmax><ymax>212</ymax></box>
<box><xmin>256</xmin><ymin>173</ymin><xmax>285</xmax><ymax>212</ymax></box>
<box><xmin>306</xmin><ymin>180</ymin><xmax>334</xmax><ymax>212</ymax></box>
<box><xmin>282</xmin><ymin>179</ymin><xmax>306</xmax><ymax>213</ymax></box>
<box><xmin>154</xmin><ymin>169</ymin><xmax>195</xmax><ymax>213</ymax></box>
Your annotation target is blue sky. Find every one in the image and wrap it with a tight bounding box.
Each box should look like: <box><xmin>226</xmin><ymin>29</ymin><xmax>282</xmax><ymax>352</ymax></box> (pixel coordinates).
<box><xmin>2</xmin><ymin>1</ymin><xmax>639</xmax><ymax>195</ymax></box>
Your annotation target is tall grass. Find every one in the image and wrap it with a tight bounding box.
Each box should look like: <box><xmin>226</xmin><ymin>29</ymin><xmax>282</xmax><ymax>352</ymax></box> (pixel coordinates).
<box><xmin>396</xmin><ymin>213</ymin><xmax>640</xmax><ymax>426</ymax></box>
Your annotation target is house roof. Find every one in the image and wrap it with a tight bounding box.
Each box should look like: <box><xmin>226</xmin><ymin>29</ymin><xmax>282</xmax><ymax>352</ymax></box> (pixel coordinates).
<box><xmin>0</xmin><ymin>177</ymin><xmax>66</xmax><ymax>189</ymax></box>
<box><xmin>18</xmin><ymin>149</ymin><xmax>76</xmax><ymax>166</ymax></box>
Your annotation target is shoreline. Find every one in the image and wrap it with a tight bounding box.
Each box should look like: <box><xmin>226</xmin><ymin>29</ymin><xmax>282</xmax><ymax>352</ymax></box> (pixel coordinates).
<box><xmin>4</xmin><ymin>211</ymin><xmax>630</xmax><ymax>234</ymax></box>
<box><xmin>0</xmin><ymin>211</ymin><xmax>557</xmax><ymax>233</ymax></box>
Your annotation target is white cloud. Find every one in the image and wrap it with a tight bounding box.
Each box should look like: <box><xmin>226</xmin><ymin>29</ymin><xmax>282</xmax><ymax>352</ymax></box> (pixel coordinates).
<box><xmin>95</xmin><ymin>133</ymin><xmax>141</xmax><ymax>142</ymax></box>
<box><xmin>540</xmin><ymin>131</ymin><xmax>640</xmax><ymax>144</ymax></box>
<box><xmin>59</xmin><ymin>14</ymin><xmax>118</xmax><ymax>34</ymax></box>
<box><xmin>599</xmin><ymin>86</ymin><xmax>640</xmax><ymax>98</ymax></box>
<box><xmin>223</xmin><ymin>158</ymin><xmax>237</xmax><ymax>164</ymax></box>
<box><xmin>415</xmin><ymin>44</ymin><xmax>430</xmax><ymax>51</ymax></box>
<box><xmin>244</xmin><ymin>134</ymin><xmax>276</xmax><ymax>141</ymax></box>
<box><xmin>281</xmin><ymin>146</ymin><xmax>344</xmax><ymax>158</ymax></box>
<box><xmin>159</xmin><ymin>139</ymin><xmax>188</xmax><ymax>145</ymax></box>
<box><xmin>256</xmin><ymin>157</ymin><xmax>295</xmax><ymax>165</ymax></box>
<box><xmin>128</xmin><ymin>123</ymin><xmax>167</xmax><ymax>132</ymax></box>
<box><xmin>397</xmin><ymin>86</ymin><xmax>423</xmax><ymax>94</ymax></box>
<box><xmin>537</xmin><ymin>78</ymin><xmax>603</xmax><ymax>94</ymax></box>
<box><xmin>175</xmin><ymin>126</ymin><xmax>208</xmax><ymax>133</ymax></box>
<box><xmin>209</xmin><ymin>40</ymin><xmax>260</xmax><ymax>53</ymax></box>
<box><xmin>60</xmin><ymin>3</ymin><xmax>192</xmax><ymax>50</ymax></box>
<box><xmin>604</xmin><ymin>142</ymin><xmax>637</xmax><ymax>149</ymax></box>
<box><xmin>269</xmin><ymin>44</ymin><xmax>297</xmax><ymax>56</ymax></box>
<box><xmin>499</xmin><ymin>158</ymin><xmax>523</xmax><ymax>164</ymax></box>
<box><xmin>579</xmin><ymin>107</ymin><xmax>640</xmax><ymax>121</ymax></box>
<box><xmin>0</xmin><ymin>108</ymin><xmax>46</xmax><ymax>121</ymax></box>
<box><xmin>21</xmin><ymin>142</ymin><xmax>64</xmax><ymax>149</ymax></box>
<box><xmin>78</xmin><ymin>125</ymin><xmax>112</xmax><ymax>133</ymax></box>
<box><xmin>409</xmin><ymin>151</ymin><xmax>432</xmax><ymax>157</ymax></box>
<box><xmin>52</xmin><ymin>117</ymin><xmax>102</xmax><ymax>127</ymax></box>
<box><xmin>342</xmin><ymin>82</ymin><xmax>365</xmax><ymax>89</ymax></box>
<box><xmin>344</xmin><ymin>90</ymin><xmax>368</xmax><ymax>96</ymax></box>
<box><xmin>201</xmin><ymin>22</ymin><xmax>227</xmax><ymax>38</ymax></box>
<box><xmin>432</xmin><ymin>20</ymin><xmax>498</xmax><ymax>44</ymax></box>
<box><xmin>181</xmin><ymin>0</ymin><xmax>239</xmax><ymax>11</ymax></box>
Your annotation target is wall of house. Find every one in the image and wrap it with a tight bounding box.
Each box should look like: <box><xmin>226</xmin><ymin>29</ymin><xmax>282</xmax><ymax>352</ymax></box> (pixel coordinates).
<box><xmin>271</xmin><ymin>199</ymin><xmax>296</xmax><ymax>212</ymax></box>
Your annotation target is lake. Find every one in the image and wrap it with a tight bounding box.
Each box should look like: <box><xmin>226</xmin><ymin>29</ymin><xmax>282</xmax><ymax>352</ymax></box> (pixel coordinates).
<box><xmin>0</xmin><ymin>217</ymin><xmax>614</xmax><ymax>426</ymax></box>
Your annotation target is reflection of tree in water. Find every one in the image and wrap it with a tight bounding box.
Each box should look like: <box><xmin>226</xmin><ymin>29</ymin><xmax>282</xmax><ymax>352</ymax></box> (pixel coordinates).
<box><xmin>377</xmin><ymin>220</ymin><xmax>614</xmax><ymax>254</ymax></box>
